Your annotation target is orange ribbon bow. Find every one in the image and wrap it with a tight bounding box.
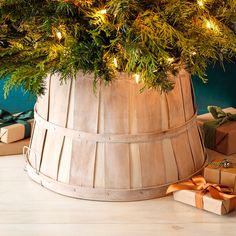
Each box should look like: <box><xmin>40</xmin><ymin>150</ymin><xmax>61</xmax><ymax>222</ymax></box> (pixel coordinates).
<box><xmin>167</xmin><ymin>175</ymin><xmax>236</xmax><ymax>209</ymax></box>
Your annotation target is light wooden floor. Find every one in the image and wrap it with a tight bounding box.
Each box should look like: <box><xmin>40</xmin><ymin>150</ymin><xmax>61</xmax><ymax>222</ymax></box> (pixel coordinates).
<box><xmin>0</xmin><ymin>154</ymin><xmax>235</xmax><ymax>236</ymax></box>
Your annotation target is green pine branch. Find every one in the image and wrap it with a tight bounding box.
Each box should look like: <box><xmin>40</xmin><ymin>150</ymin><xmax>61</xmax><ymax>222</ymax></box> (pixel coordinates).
<box><xmin>0</xmin><ymin>0</ymin><xmax>235</xmax><ymax>96</ymax></box>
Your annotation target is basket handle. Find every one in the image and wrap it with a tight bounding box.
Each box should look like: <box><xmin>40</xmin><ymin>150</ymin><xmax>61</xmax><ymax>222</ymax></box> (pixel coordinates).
<box><xmin>23</xmin><ymin>146</ymin><xmax>39</xmax><ymax>174</ymax></box>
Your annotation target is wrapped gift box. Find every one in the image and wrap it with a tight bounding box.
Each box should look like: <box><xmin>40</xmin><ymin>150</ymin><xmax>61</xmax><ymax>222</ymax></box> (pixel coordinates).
<box><xmin>173</xmin><ymin>189</ymin><xmax>236</xmax><ymax>215</ymax></box>
<box><xmin>204</xmin><ymin>160</ymin><xmax>236</xmax><ymax>192</ymax></box>
<box><xmin>0</xmin><ymin>120</ymin><xmax>34</xmax><ymax>144</ymax></box>
<box><xmin>0</xmin><ymin>138</ymin><xmax>30</xmax><ymax>156</ymax></box>
<box><xmin>198</xmin><ymin>107</ymin><xmax>236</xmax><ymax>155</ymax></box>
<box><xmin>167</xmin><ymin>175</ymin><xmax>236</xmax><ymax>215</ymax></box>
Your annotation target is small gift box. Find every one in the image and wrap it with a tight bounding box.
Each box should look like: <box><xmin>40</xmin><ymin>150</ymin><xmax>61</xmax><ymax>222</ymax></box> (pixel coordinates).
<box><xmin>0</xmin><ymin>119</ymin><xmax>34</xmax><ymax>144</ymax></box>
<box><xmin>0</xmin><ymin>138</ymin><xmax>30</xmax><ymax>156</ymax></box>
<box><xmin>204</xmin><ymin>160</ymin><xmax>236</xmax><ymax>192</ymax></box>
<box><xmin>197</xmin><ymin>106</ymin><xmax>236</xmax><ymax>155</ymax></box>
<box><xmin>0</xmin><ymin>109</ymin><xmax>34</xmax><ymax>144</ymax></box>
<box><xmin>167</xmin><ymin>176</ymin><xmax>236</xmax><ymax>215</ymax></box>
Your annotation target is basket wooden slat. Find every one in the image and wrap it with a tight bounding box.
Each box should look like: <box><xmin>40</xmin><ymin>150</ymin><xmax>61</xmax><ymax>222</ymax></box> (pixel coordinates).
<box><xmin>40</xmin><ymin>77</ymin><xmax>72</xmax><ymax>179</ymax></box>
<box><xmin>29</xmin><ymin>76</ymin><xmax>51</xmax><ymax>171</ymax></box>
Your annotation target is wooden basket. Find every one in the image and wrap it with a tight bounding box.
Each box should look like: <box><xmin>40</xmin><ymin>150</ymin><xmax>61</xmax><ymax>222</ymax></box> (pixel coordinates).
<box><xmin>26</xmin><ymin>70</ymin><xmax>207</xmax><ymax>201</ymax></box>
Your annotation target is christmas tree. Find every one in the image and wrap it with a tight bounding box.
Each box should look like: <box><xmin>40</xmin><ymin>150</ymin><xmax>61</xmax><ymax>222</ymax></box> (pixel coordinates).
<box><xmin>0</xmin><ymin>0</ymin><xmax>235</xmax><ymax>96</ymax></box>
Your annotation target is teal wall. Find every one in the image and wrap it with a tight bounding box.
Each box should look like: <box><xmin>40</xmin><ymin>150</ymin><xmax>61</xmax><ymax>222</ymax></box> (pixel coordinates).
<box><xmin>193</xmin><ymin>62</ymin><xmax>236</xmax><ymax>114</ymax></box>
<box><xmin>0</xmin><ymin>62</ymin><xmax>235</xmax><ymax>114</ymax></box>
<box><xmin>0</xmin><ymin>80</ymin><xmax>36</xmax><ymax>113</ymax></box>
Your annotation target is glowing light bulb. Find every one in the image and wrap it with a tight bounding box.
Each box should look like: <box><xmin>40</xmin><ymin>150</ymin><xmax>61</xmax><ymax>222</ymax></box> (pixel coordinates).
<box><xmin>191</xmin><ymin>51</ymin><xmax>197</xmax><ymax>56</ymax></box>
<box><xmin>197</xmin><ymin>0</ymin><xmax>204</xmax><ymax>7</ymax></box>
<box><xmin>56</xmin><ymin>31</ymin><xmax>62</xmax><ymax>40</ymax></box>
<box><xmin>134</xmin><ymin>74</ymin><xmax>140</xmax><ymax>84</ymax></box>
<box><xmin>206</xmin><ymin>20</ymin><xmax>213</xmax><ymax>29</ymax></box>
<box><xmin>167</xmin><ymin>57</ymin><xmax>174</xmax><ymax>64</ymax></box>
<box><xmin>205</xmin><ymin>20</ymin><xmax>219</xmax><ymax>32</ymax></box>
<box><xmin>98</xmin><ymin>9</ymin><xmax>107</xmax><ymax>14</ymax></box>
<box><xmin>113</xmin><ymin>58</ymin><xmax>118</xmax><ymax>68</ymax></box>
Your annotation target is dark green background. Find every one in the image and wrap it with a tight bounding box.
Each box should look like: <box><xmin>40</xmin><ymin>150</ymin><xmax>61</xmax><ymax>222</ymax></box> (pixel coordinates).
<box><xmin>0</xmin><ymin>78</ymin><xmax>36</xmax><ymax>113</ymax></box>
<box><xmin>193</xmin><ymin>62</ymin><xmax>236</xmax><ymax>114</ymax></box>
<box><xmin>0</xmin><ymin>63</ymin><xmax>235</xmax><ymax>114</ymax></box>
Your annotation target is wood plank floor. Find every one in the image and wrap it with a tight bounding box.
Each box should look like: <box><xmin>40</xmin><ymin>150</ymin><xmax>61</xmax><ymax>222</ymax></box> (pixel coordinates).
<box><xmin>0</xmin><ymin>154</ymin><xmax>235</xmax><ymax>236</ymax></box>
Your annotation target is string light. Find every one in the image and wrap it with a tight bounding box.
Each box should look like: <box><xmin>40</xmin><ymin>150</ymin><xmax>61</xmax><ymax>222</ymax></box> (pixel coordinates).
<box><xmin>95</xmin><ymin>9</ymin><xmax>108</xmax><ymax>24</ymax></box>
<box><xmin>134</xmin><ymin>74</ymin><xmax>140</xmax><ymax>84</ymax></box>
<box><xmin>205</xmin><ymin>19</ymin><xmax>219</xmax><ymax>32</ymax></box>
<box><xmin>98</xmin><ymin>9</ymin><xmax>107</xmax><ymax>14</ymax></box>
<box><xmin>191</xmin><ymin>51</ymin><xmax>197</xmax><ymax>56</ymax></box>
<box><xmin>206</xmin><ymin>20</ymin><xmax>213</xmax><ymax>29</ymax></box>
<box><xmin>197</xmin><ymin>0</ymin><xmax>205</xmax><ymax>7</ymax></box>
<box><xmin>167</xmin><ymin>57</ymin><xmax>174</xmax><ymax>64</ymax></box>
<box><xmin>113</xmin><ymin>58</ymin><xmax>118</xmax><ymax>68</ymax></box>
<box><xmin>56</xmin><ymin>31</ymin><xmax>62</xmax><ymax>40</ymax></box>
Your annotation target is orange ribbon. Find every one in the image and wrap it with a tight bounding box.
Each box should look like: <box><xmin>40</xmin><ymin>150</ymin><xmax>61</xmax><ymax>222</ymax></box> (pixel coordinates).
<box><xmin>167</xmin><ymin>175</ymin><xmax>235</xmax><ymax>209</ymax></box>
